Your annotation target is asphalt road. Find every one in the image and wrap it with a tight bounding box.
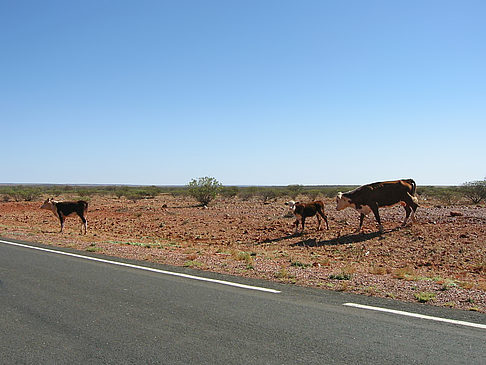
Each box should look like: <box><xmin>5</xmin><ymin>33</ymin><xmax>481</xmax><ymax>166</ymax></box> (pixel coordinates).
<box><xmin>1</xmin><ymin>238</ymin><xmax>485</xmax><ymax>364</ymax></box>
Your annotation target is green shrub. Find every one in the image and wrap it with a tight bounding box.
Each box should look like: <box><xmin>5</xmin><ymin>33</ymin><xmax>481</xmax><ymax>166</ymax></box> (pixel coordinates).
<box><xmin>414</xmin><ymin>292</ymin><xmax>436</xmax><ymax>303</ymax></box>
<box><xmin>329</xmin><ymin>273</ymin><xmax>352</xmax><ymax>280</ymax></box>
<box><xmin>187</xmin><ymin>177</ymin><xmax>222</xmax><ymax>206</ymax></box>
<box><xmin>290</xmin><ymin>260</ymin><xmax>312</xmax><ymax>268</ymax></box>
<box><xmin>460</xmin><ymin>180</ymin><xmax>486</xmax><ymax>204</ymax></box>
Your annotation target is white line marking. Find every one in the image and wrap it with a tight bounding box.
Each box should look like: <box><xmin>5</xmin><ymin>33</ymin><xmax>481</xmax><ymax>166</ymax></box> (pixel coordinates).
<box><xmin>344</xmin><ymin>303</ymin><xmax>486</xmax><ymax>330</ymax></box>
<box><xmin>0</xmin><ymin>239</ymin><xmax>281</xmax><ymax>294</ymax></box>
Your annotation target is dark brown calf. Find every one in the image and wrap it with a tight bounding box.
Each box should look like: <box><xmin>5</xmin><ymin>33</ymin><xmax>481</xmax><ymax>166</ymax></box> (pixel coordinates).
<box><xmin>285</xmin><ymin>200</ymin><xmax>330</xmax><ymax>234</ymax></box>
<box><xmin>41</xmin><ymin>198</ymin><xmax>88</xmax><ymax>234</ymax></box>
<box><xmin>336</xmin><ymin>179</ymin><xmax>418</xmax><ymax>233</ymax></box>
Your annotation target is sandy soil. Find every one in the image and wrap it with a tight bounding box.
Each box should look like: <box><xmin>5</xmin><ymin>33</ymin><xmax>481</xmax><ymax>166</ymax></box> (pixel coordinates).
<box><xmin>1</xmin><ymin>194</ymin><xmax>485</xmax><ymax>312</ymax></box>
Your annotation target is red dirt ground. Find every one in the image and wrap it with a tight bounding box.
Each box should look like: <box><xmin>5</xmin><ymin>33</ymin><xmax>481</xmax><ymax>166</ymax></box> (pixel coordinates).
<box><xmin>1</xmin><ymin>195</ymin><xmax>485</xmax><ymax>312</ymax></box>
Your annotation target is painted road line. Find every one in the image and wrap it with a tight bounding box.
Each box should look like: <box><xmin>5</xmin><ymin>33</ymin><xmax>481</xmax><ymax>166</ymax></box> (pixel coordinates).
<box><xmin>343</xmin><ymin>303</ymin><xmax>486</xmax><ymax>330</ymax></box>
<box><xmin>0</xmin><ymin>239</ymin><xmax>281</xmax><ymax>294</ymax></box>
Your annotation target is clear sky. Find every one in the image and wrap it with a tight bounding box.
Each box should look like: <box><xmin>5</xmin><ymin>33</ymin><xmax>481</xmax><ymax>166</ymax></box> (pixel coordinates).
<box><xmin>1</xmin><ymin>0</ymin><xmax>485</xmax><ymax>186</ymax></box>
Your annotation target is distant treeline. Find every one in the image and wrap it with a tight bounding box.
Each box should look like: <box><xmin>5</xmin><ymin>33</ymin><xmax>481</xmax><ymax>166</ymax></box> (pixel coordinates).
<box><xmin>1</xmin><ymin>182</ymin><xmax>485</xmax><ymax>205</ymax></box>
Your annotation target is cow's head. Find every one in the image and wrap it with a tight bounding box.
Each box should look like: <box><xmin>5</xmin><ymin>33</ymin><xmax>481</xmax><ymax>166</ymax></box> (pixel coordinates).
<box><xmin>285</xmin><ymin>200</ymin><xmax>297</xmax><ymax>211</ymax></box>
<box><xmin>41</xmin><ymin>198</ymin><xmax>54</xmax><ymax>210</ymax></box>
<box><xmin>336</xmin><ymin>192</ymin><xmax>354</xmax><ymax>211</ymax></box>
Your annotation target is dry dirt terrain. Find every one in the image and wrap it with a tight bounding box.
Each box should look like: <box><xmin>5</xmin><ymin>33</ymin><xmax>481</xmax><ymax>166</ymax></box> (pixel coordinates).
<box><xmin>1</xmin><ymin>194</ymin><xmax>485</xmax><ymax>312</ymax></box>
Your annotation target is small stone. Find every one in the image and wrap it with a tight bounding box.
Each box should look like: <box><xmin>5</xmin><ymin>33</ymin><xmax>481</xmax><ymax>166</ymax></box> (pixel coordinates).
<box><xmin>450</xmin><ymin>211</ymin><xmax>463</xmax><ymax>217</ymax></box>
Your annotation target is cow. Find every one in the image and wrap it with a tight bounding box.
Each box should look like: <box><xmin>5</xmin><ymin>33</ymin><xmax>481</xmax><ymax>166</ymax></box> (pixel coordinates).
<box><xmin>336</xmin><ymin>179</ymin><xmax>418</xmax><ymax>233</ymax></box>
<box><xmin>41</xmin><ymin>198</ymin><xmax>88</xmax><ymax>234</ymax></box>
<box><xmin>285</xmin><ymin>200</ymin><xmax>330</xmax><ymax>234</ymax></box>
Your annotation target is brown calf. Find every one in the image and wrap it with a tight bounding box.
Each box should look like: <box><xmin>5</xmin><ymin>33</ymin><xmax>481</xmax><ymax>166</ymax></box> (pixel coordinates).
<box><xmin>285</xmin><ymin>200</ymin><xmax>330</xmax><ymax>234</ymax></box>
<box><xmin>41</xmin><ymin>198</ymin><xmax>88</xmax><ymax>234</ymax></box>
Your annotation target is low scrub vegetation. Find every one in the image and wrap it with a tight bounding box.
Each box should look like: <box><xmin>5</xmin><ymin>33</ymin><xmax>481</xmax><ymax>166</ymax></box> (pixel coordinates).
<box><xmin>1</xmin><ymin>178</ymin><xmax>485</xmax><ymax>205</ymax></box>
<box><xmin>414</xmin><ymin>292</ymin><xmax>436</xmax><ymax>303</ymax></box>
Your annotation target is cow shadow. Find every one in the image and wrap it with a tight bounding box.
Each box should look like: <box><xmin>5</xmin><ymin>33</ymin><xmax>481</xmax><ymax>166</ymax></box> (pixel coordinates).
<box><xmin>261</xmin><ymin>234</ymin><xmax>298</xmax><ymax>244</ymax></box>
<box><xmin>291</xmin><ymin>227</ymin><xmax>401</xmax><ymax>247</ymax></box>
<box><xmin>261</xmin><ymin>226</ymin><xmax>402</xmax><ymax>247</ymax></box>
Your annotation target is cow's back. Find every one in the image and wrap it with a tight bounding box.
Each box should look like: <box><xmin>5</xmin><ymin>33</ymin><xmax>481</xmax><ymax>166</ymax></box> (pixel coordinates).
<box><xmin>350</xmin><ymin>180</ymin><xmax>413</xmax><ymax>207</ymax></box>
<box><xmin>56</xmin><ymin>200</ymin><xmax>88</xmax><ymax>216</ymax></box>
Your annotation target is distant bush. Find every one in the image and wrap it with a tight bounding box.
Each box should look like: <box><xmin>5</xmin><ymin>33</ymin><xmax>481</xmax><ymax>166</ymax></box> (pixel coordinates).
<box><xmin>238</xmin><ymin>187</ymin><xmax>259</xmax><ymax>201</ymax></box>
<box><xmin>303</xmin><ymin>189</ymin><xmax>320</xmax><ymax>201</ymax></box>
<box><xmin>417</xmin><ymin>186</ymin><xmax>462</xmax><ymax>205</ymax></box>
<box><xmin>0</xmin><ymin>186</ymin><xmax>42</xmax><ymax>202</ymax></box>
<box><xmin>187</xmin><ymin>177</ymin><xmax>222</xmax><ymax>206</ymax></box>
<box><xmin>169</xmin><ymin>188</ymin><xmax>188</xmax><ymax>198</ymax></box>
<box><xmin>220</xmin><ymin>186</ymin><xmax>239</xmax><ymax>199</ymax></box>
<box><xmin>322</xmin><ymin>187</ymin><xmax>343</xmax><ymax>198</ymax></box>
<box><xmin>258</xmin><ymin>188</ymin><xmax>279</xmax><ymax>203</ymax></box>
<box><xmin>109</xmin><ymin>186</ymin><xmax>162</xmax><ymax>201</ymax></box>
<box><xmin>460</xmin><ymin>180</ymin><xmax>486</xmax><ymax>204</ymax></box>
<box><xmin>436</xmin><ymin>187</ymin><xmax>462</xmax><ymax>205</ymax></box>
<box><xmin>287</xmin><ymin>184</ymin><xmax>304</xmax><ymax>200</ymax></box>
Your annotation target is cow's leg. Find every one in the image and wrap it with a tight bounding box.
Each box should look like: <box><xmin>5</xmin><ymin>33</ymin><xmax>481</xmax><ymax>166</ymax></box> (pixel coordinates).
<box><xmin>301</xmin><ymin>216</ymin><xmax>306</xmax><ymax>233</ymax></box>
<box><xmin>370</xmin><ymin>204</ymin><xmax>383</xmax><ymax>232</ymax></box>
<box><xmin>316</xmin><ymin>214</ymin><xmax>321</xmax><ymax>231</ymax></box>
<box><xmin>78</xmin><ymin>214</ymin><xmax>88</xmax><ymax>234</ymax></box>
<box><xmin>411</xmin><ymin>205</ymin><xmax>418</xmax><ymax>222</ymax></box>
<box><xmin>294</xmin><ymin>218</ymin><xmax>300</xmax><ymax>234</ymax></box>
<box><xmin>402</xmin><ymin>205</ymin><xmax>412</xmax><ymax>226</ymax></box>
<box><xmin>318</xmin><ymin>209</ymin><xmax>330</xmax><ymax>230</ymax></box>
<box><xmin>59</xmin><ymin>216</ymin><xmax>65</xmax><ymax>233</ymax></box>
<box><xmin>404</xmin><ymin>193</ymin><xmax>419</xmax><ymax>224</ymax></box>
<box><xmin>355</xmin><ymin>213</ymin><xmax>365</xmax><ymax>233</ymax></box>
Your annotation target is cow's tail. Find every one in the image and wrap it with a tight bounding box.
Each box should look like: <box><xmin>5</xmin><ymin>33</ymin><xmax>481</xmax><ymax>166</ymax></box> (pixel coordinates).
<box><xmin>407</xmin><ymin>179</ymin><xmax>419</xmax><ymax>205</ymax></box>
<box><xmin>404</xmin><ymin>179</ymin><xmax>416</xmax><ymax>195</ymax></box>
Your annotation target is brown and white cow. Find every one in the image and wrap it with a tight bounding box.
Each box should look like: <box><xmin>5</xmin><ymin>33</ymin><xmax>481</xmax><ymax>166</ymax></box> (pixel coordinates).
<box><xmin>41</xmin><ymin>198</ymin><xmax>88</xmax><ymax>234</ymax></box>
<box><xmin>336</xmin><ymin>179</ymin><xmax>418</xmax><ymax>233</ymax></box>
<box><xmin>285</xmin><ymin>200</ymin><xmax>330</xmax><ymax>234</ymax></box>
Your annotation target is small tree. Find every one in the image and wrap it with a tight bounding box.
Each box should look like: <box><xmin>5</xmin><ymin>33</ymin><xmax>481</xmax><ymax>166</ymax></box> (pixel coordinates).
<box><xmin>187</xmin><ymin>177</ymin><xmax>222</xmax><ymax>206</ymax></box>
<box><xmin>460</xmin><ymin>180</ymin><xmax>486</xmax><ymax>204</ymax></box>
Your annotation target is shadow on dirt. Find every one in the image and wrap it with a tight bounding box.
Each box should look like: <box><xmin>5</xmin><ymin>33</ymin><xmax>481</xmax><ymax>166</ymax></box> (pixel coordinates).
<box><xmin>261</xmin><ymin>234</ymin><xmax>296</xmax><ymax>244</ymax></box>
<box><xmin>290</xmin><ymin>227</ymin><xmax>402</xmax><ymax>247</ymax></box>
<box><xmin>162</xmin><ymin>204</ymin><xmax>206</xmax><ymax>209</ymax></box>
<box><xmin>260</xmin><ymin>226</ymin><xmax>404</xmax><ymax>246</ymax></box>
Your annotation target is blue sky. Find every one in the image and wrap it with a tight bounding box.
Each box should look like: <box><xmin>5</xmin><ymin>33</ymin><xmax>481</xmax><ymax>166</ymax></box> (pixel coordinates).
<box><xmin>1</xmin><ymin>0</ymin><xmax>485</xmax><ymax>186</ymax></box>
